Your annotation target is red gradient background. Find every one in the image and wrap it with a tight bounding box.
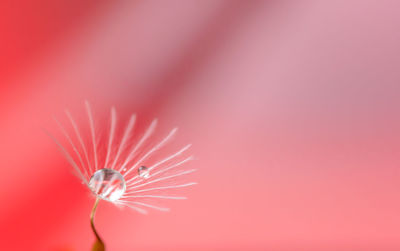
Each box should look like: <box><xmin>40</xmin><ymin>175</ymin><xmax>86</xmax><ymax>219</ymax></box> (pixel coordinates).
<box><xmin>1</xmin><ymin>1</ymin><xmax>400</xmax><ymax>250</ymax></box>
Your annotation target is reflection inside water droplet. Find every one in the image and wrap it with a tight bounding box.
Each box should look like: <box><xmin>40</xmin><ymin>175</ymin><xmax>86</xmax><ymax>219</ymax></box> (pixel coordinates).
<box><xmin>138</xmin><ymin>166</ymin><xmax>150</xmax><ymax>179</ymax></box>
<box><xmin>89</xmin><ymin>168</ymin><xmax>126</xmax><ymax>202</ymax></box>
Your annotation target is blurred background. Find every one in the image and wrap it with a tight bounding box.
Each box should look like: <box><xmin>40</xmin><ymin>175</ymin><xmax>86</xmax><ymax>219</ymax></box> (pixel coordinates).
<box><xmin>1</xmin><ymin>1</ymin><xmax>400</xmax><ymax>250</ymax></box>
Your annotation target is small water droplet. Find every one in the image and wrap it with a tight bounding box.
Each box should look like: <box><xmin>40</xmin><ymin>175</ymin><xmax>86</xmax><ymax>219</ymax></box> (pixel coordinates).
<box><xmin>89</xmin><ymin>168</ymin><xmax>126</xmax><ymax>202</ymax></box>
<box><xmin>122</xmin><ymin>168</ymin><xmax>127</xmax><ymax>172</ymax></box>
<box><xmin>138</xmin><ymin>166</ymin><xmax>150</xmax><ymax>179</ymax></box>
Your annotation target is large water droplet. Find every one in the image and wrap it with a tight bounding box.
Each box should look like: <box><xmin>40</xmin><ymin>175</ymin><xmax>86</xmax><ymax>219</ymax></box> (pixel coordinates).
<box><xmin>138</xmin><ymin>166</ymin><xmax>150</xmax><ymax>179</ymax></box>
<box><xmin>89</xmin><ymin>168</ymin><xmax>126</xmax><ymax>202</ymax></box>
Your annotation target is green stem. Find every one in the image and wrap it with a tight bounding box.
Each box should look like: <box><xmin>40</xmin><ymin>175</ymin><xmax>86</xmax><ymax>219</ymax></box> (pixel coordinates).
<box><xmin>90</xmin><ymin>198</ymin><xmax>105</xmax><ymax>251</ymax></box>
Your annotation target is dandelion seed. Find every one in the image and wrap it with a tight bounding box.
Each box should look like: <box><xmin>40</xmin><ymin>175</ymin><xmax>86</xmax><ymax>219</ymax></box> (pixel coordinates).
<box><xmin>48</xmin><ymin>101</ymin><xmax>196</xmax><ymax>250</ymax></box>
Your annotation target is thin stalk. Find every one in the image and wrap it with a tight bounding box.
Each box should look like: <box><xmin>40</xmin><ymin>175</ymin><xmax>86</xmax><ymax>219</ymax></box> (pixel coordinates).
<box><xmin>90</xmin><ymin>198</ymin><xmax>105</xmax><ymax>251</ymax></box>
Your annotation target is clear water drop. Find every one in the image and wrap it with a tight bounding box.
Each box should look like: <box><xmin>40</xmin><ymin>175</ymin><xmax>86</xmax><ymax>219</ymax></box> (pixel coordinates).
<box><xmin>122</xmin><ymin>167</ymin><xmax>127</xmax><ymax>172</ymax></box>
<box><xmin>138</xmin><ymin>166</ymin><xmax>150</xmax><ymax>179</ymax></box>
<box><xmin>89</xmin><ymin>168</ymin><xmax>126</xmax><ymax>202</ymax></box>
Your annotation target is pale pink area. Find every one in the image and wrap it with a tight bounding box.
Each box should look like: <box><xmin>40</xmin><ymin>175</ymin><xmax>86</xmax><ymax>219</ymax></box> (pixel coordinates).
<box><xmin>1</xmin><ymin>1</ymin><xmax>400</xmax><ymax>250</ymax></box>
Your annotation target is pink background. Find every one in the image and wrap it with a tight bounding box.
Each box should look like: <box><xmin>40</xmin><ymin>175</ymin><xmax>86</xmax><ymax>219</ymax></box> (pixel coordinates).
<box><xmin>1</xmin><ymin>1</ymin><xmax>400</xmax><ymax>250</ymax></box>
